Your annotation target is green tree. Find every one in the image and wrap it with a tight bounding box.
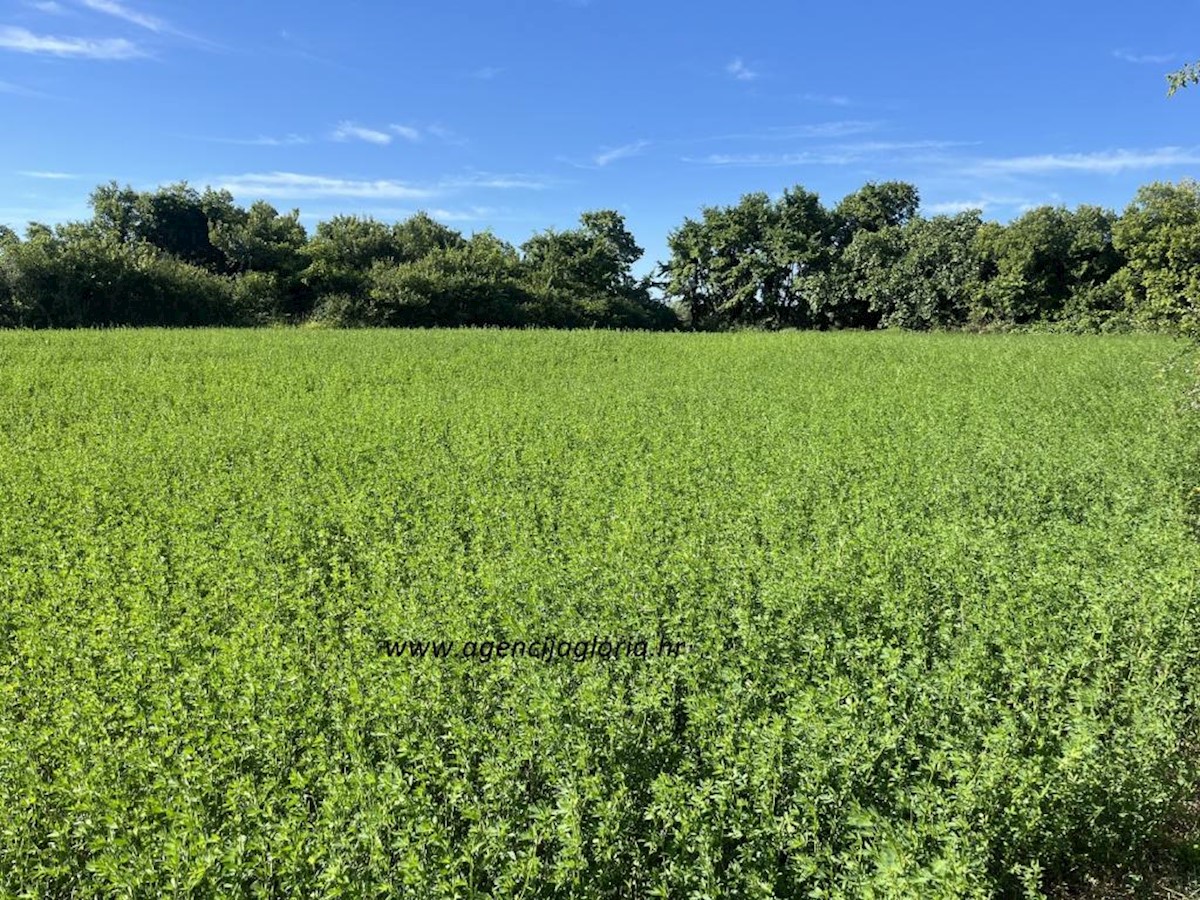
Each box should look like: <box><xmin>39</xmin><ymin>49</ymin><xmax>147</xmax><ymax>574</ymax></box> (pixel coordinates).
<box><xmin>90</xmin><ymin>181</ymin><xmax>241</xmax><ymax>273</ymax></box>
<box><xmin>970</xmin><ymin>205</ymin><xmax>1122</xmax><ymax>326</ymax></box>
<box><xmin>356</xmin><ymin>232</ymin><xmax>528</xmax><ymax>327</ymax></box>
<box><xmin>0</xmin><ymin>226</ymin><xmax>17</xmax><ymax>327</ymax></box>
<box><xmin>522</xmin><ymin>210</ymin><xmax>675</xmax><ymax>328</ymax></box>
<box><xmin>0</xmin><ymin>220</ymin><xmax>237</xmax><ymax>327</ymax></box>
<box><xmin>662</xmin><ymin>193</ymin><xmax>783</xmax><ymax>328</ymax></box>
<box><xmin>392</xmin><ymin>211</ymin><xmax>467</xmax><ymax>261</ymax></box>
<box><xmin>770</xmin><ymin>187</ymin><xmax>836</xmax><ymax>327</ymax></box>
<box><xmin>832</xmin><ymin>181</ymin><xmax>920</xmax><ymax>244</ymax></box>
<box><xmin>301</xmin><ymin>215</ymin><xmax>404</xmax><ymax>300</ymax></box>
<box><xmin>845</xmin><ymin>211</ymin><xmax>985</xmax><ymax>329</ymax></box>
<box><xmin>1112</xmin><ymin>180</ymin><xmax>1200</xmax><ymax>333</ymax></box>
<box><xmin>210</xmin><ymin>201</ymin><xmax>310</xmax><ymax>321</ymax></box>
<box><xmin>302</xmin><ymin>213</ymin><xmax>465</xmax><ymax>304</ymax></box>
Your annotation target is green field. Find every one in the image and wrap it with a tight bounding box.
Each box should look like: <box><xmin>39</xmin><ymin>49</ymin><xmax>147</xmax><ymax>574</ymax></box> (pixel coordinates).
<box><xmin>2</xmin><ymin>330</ymin><xmax>1200</xmax><ymax>898</ymax></box>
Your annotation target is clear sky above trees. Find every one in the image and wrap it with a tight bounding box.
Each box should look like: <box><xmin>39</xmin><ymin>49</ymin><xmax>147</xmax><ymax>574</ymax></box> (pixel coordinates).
<box><xmin>1</xmin><ymin>0</ymin><xmax>1199</xmax><ymax>273</ymax></box>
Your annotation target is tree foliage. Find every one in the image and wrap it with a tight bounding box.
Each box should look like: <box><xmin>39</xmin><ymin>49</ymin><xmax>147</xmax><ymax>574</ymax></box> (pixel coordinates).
<box><xmin>3</xmin><ymin>177</ymin><xmax>1200</xmax><ymax>334</ymax></box>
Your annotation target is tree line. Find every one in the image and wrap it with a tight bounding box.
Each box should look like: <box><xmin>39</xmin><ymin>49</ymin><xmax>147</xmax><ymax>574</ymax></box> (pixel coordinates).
<box><xmin>2</xmin><ymin>178</ymin><xmax>1200</xmax><ymax>333</ymax></box>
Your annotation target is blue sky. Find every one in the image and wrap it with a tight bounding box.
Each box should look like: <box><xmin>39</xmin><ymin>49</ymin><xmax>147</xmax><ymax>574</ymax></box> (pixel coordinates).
<box><xmin>1</xmin><ymin>0</ymin><xmax>1199</xmax><ymax>273</ymax></box>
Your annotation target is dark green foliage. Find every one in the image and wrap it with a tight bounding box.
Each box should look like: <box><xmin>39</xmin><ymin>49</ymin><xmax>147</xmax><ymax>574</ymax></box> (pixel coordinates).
<box><xmin>662</xmin><ymin>182</ymin><xmax>1154</xmax><ymax>334</ymax></box>
<box><xmin>5</xmin><ymin>176</ymin><xmax>1200</xmax><ymax>333</ymax></box>
<box><xmin>0</xmin><ymin>222</ymin><xmax>237</xmax><ymax>326</ymax></box>
<box><xmin>360</xmin><ymin>233</ymin><xmax>529</xmax><ymax>327</ymax></box>
<box><xmin>663</xmin><ymin>191</ymin><xmax>833</xmax><ymax>329</ymax></box>
<box><xmin>521</xmin><ymin>210</ymin><xmax>676</xmax><ymax>329</ymax></box>
<box><xmin>1112</xmin><ymin>180</ymin><xmax>1200</xmax><ymax>336</ymax></box>
<box><xmin>971</xmin><ymin>205</ymin><xmax>1124</xmax><ymax>326</ymax></box>
<box><xmin>0</xmin><ymin>189</ymin><xmax>678</xmax><ymax>329</ymax></box>
<box><xmin>91</xmin><ymin>181</ymin><xmax>241</xmax><ymax>273</ymax></box>
<box><xmin>841</xmin><ymin>211</ymin><xmax>986</xmax><ymax>330</ymax></box>
<box><xmin>300</xmin><ymin>214</ymin><xmax>411</xmax><ymax>301</ymax></box>
<box><xmin>832</xmin><ymin>180</ymin><xmax>921</xmax><ymax>243</ymax></box>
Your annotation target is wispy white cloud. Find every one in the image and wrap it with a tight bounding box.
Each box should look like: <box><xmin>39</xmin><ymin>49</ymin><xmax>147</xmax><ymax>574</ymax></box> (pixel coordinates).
<box><xmin>440</xmin><ymin>171</ymin><xmax>549</xmax><ymax>190</ymax></box>
<box><xmin>802</xmin><ymin>92</ymin><xmax>852</xmax><ymax>106</ymax></box>
<box><xmin>214</xmin><ymin>172</ymin><xmax>435</xmax><ymax>200</ymax></box>
<box><xmin>593</xmin><ymin>140</ymin><xmax>650</xmax><ymax>167</ymax></box>
<box><xmin>845</xmin><ymin>140</ymin><xmax>975</xmax><ymax>152</ymax></box>
<box><xmin>1112</xmin><ymin>49</ymin><xmax>1176</xmax><ymax>65</ymax></box>
<box><xmin>212</xmin><ymin>171</ymin><xmax>550</xmax><ymax>202</ymax></box>
<box><xmin>726</xmin><ymin>57</ymin><xmax>758</xmax><ymax>81</ymax></box>
<box><xmin>685</xmin><ymin>140</ymin><xmax>972</xmax><ymax>167</ymax></box>
<box><xmin>787</xmin><ymin>121</ymin><xmax>878</xmax><ymax>139</ymax></box>
<box><xmin>17</xmin><ymin>170</ymin><xmax>79</xmax><ymax>179</ymax></box>
<box><xmin>0</xmin><ymin>25</ymin><xmax>143</xmax><ymax>58</ymax></box>
<box><xmin>425</xmin><ymin>124</ymin><xmax>466</xmax><ymax>145</ymax></box>
<box><xmin>688</xmin><ymin>121</ymin><xmax>882</xmax><ymax>144</ymax></box>
<box><xmin>330</xmin><ymin>121</ymin><xmax>462</xmax><ymax>145</ymax></box>
<box><xmin>471</xmin><ymin>66</ymin><xmax>502</xmax><ymax>80</ymax></box>
<box><xmin>78</xmin><ymin>0</ymin><xmax>163</xmax><ymax>32</ymax></box>
<box><xmin>26</xmin><ymin>1</ymin><xmax>66</xmax><ymax>13</ymax></box>
<box><xmin>332</xmin><ymin>121</ymin><xmax>393</xmax><ymax>145</ymax></box>
<box><xmin>389</xmin><ymin>124</ymin><xmax>422</xmax><ymax>142</ymax></box>
<box><xmin>426</xmin><ymin>206</ymin><xmax>497</xmax><ymax>222</ymax></box>
<box><xmin>76</xmin><ymin>0</ymin><xmax>219</xmax><ymax>51</ymax></box>
<box><xmin>687</xmin><ymin>150</ymin><xmax>853</xmax><ymax>167</ymax></box>
<box><xmin>296</xmin><ymin>205</ymin><xmax>509</xmax><ymax>225</ymax></box>
<box><xmin>970</xmin><ymin>147</ymin><xmax>1200</xmax><ymax>175</ymax></box>
<box><xmin>198</xmin><ymin>133</ymin><xmax>310</xmax><ymax>146</ymax></box>
<box><xmin>922</xmin><ymin>194</ymin><xmax>1032</xmax><ymax>215</ymax></box>
<box><xmin>0</xmin><ymin>79</ymin><xmax>47</xmax><ymax>96</ymax></box>
<box><xmin>924</xmin><ymin>200</ymin><xmax>984</xmax><ymax>215</ymax></box>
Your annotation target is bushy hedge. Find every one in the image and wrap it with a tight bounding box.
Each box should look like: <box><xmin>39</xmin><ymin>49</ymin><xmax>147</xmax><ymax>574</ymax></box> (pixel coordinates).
<box><xmin>8</xmin><ymin>178</ymin><xmax>1200</xmax><ymax>333</ymax></box>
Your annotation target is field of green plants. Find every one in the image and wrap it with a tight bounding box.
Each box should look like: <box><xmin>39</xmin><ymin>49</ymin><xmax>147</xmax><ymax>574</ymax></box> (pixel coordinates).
<box><xmin>2</xmin><ymin>330</ymin><xmax>1199</xmax><ymax>898</ymax></box>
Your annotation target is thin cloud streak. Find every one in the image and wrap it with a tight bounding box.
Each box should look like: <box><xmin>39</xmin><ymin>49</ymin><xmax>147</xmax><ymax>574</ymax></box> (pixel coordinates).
<box><xmin>684</xmin><ymin>121</ymin><xmax>883</xmax><ymax>145</ymax></box>
<box><xmin>427</xmin><ymin>206</ymin><xmax>497</xmax><ymax>222</ymax></box>
<box><xmin>971</xmin><ymin>147</ymin><xmax>1200</xmax><ymax>175</ymax></box>
<box><xmin>802</xmin><ymin>92</ymin><xmax>852</xmax><ymax>106</ymax></box>
<box><xmin>196</xmin><ymin>134</ymin><xmax>311</xmax><ymax>146</ymax></box>
<box><xmin>924</xmin><ymin>200</ymin><xmax>985</xmax><ymax>215</ymax></box>
<box><xmin>922</xmin><ymin>195</ymin><xmax>1031</xmax><ymax>215</ymax></box>
<box><xmin>212</xmin><ymin>171</ymin><xmax>551</xmax><ymax>202</ymax></box>
<box><xmin>78</xmin><ymin>0</ymin><xmax>163</xmax><ymax>32</ymax></box>
<box><xmin>332</xmin><ymin>122</ymin><xmax>393</xmax><ymax>145</ymax></box>
<box><xmin>76</xmin><ymin>0</ymin><xmax>221</xmax><ymax>50</ymax></box>
<box><xmin>685</xmin><ymin>140</ymin><xmax>973</xmax><ymax>167</ymax></box>
<box><xmin>593</xmin><ymin>140</ymin><xmax>650</xmax><ymax>167</ymax></box>
<box><xmin>0</xmin><ymin>79</ymin><xmax>48</xmax><ymax>96</ymax></box>
<box><xmin>389</xmin><ymin>124</ymin><xmax>421</xmax><ymax>142</ymax></box>
<box><xmin>686</xmin><ymin>150</ymin><xmax>857</xmax><ymax>167</ymax></box>
<box><xmin>0</xmin><ymin>25</ymin><xmax>143</xmax><ymax>58</ymax></box>
<box><xmin>18</xmin><ymin>170</ymin><xmax>79</xmax><ymax>179</ymax></box>
<box><xmin>425</xmin><ymin>124</ymin><xmax>467</xmax><ymax>145</ymax></box>
<box><xmin>439</xmin><ymin>172</ymin><xmax>550</xmax><ymax>190</ymax></box>
<box><xmin>215</xmin><ymin>173</ymin><xmax>435</xmax><ymax>200</ymax></box>
<box><xmin>1112</xmin><ymin>49</ymin><xmax>1176</xmax><ymax>65</ymax></box>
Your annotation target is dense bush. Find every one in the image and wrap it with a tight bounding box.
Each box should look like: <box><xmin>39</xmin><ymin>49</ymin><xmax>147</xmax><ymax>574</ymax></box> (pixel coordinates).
<box><xmin>1112</xmin><ymin>180</ymin><xmax>1200</xmax><ymax>336</ymax></box>
<box><xmin>662</xmin><ymin>179</ymin><xmax>1200</xmax><ymax>334</ymax></box>
<box><xmin>7</xmin><ymin>177</ymin><xmax>1200</xmax><ymax>332</ymax></box>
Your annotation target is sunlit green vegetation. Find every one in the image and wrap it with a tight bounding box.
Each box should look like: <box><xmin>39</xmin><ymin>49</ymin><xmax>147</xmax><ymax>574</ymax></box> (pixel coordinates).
<box><xmin>1</xmin><ymin>330</ymin><xmax>1199</xmax><ymax>897</ymax></box>
<box><xmin>8</xmin><ymin>178</ymin><xmax>1200</xmax><ymax>334</ymax></box>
